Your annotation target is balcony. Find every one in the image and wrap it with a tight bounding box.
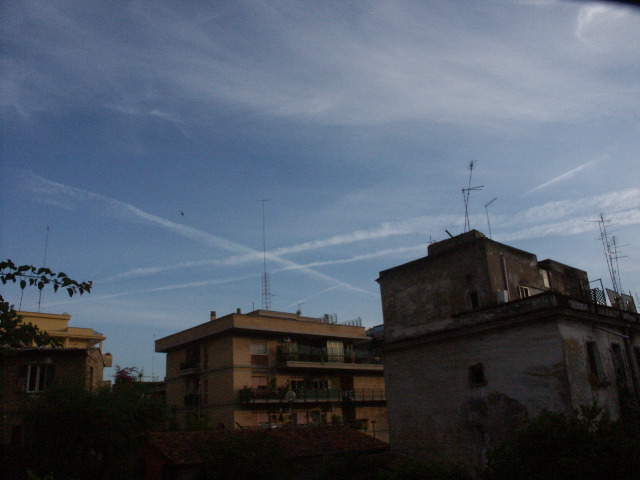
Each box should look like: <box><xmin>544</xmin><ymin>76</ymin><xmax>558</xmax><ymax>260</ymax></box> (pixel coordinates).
<box><xmin>238</xmin><ymin>388</ymin><xmax>386</xmax><ymax>404</ymax></box>
<box><xmin>179</xmin><ymin>360</ymin><xmax>200</xmax><ymax>375</ymax></box>
<box><xmin>276</xmin><ymin>346</ymin><xmax>382</xmax><ymax>371</ymax></box>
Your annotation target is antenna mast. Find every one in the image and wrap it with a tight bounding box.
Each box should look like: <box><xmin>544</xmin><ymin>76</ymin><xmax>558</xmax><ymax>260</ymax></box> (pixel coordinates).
<box><xmin>462</xmin><ymin>161</ymin><xmax>484</xmax><ymax>232</ymax></box>
<box><xmin>484</xmin><ymin>197</ymin><xmax>497</xmax><ymax>239</ymax></box>
<box><xmin>261</xmin><ymin>199</ymin><xmax>272</xmax><ymax>310</ymax></box>
<box><xmin>596</xmin><ymin>213</ymin><xmax>623</xmax><ymax>295</ymax></box>
<box><xmin>37</xmin><ymin>226</ymin><xmax>50</xmax><ymax>313</ymax></box>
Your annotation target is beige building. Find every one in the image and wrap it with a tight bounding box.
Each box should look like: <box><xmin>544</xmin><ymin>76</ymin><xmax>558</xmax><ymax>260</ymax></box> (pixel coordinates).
<box><xmin>0</xmin><ymin>311</ymin><xmax>112</xmax><ymax>446</ymax></box>
<box><xmin>155</xmin><ymin>309</ymin><xmax>388</xmax><ymax>440</ymax></box>
<box><xmin>377</xmin><ymin>230</ymin><xmax>640</xmax><ymax>467</ymax></box>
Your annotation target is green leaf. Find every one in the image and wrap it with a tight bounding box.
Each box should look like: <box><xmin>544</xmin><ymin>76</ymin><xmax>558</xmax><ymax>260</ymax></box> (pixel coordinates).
<box><xmin>20</xmin><ymin>279</ymin><xmax>26</xmax><ymax>289</ymax></box>
<box><xmin>67</xmin><ymin>287</ymin><xmax>74</xmax><ymax>297</ymax></box>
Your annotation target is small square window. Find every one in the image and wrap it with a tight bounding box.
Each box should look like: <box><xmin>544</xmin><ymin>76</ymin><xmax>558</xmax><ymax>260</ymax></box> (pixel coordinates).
<box><xmin>26</xmin><ymin>364</ymin><xmax>52</xmax><ymax>393</ymax></box>
<box><xmin>469</xmin><ymin>363</ymin><xmax>487</xmax><ymax>387</ymax></box>
<box><xmin>250</xmin><ymin>341</ymin><xmax>268</xmax><ymax>355</ymax></box>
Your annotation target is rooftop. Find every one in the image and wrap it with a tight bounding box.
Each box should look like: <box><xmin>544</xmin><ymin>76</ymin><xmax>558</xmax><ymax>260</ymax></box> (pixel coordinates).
<box><xmin>145</xmin><ymin>426</ymin><xmax>389</xmax><ymax>465</ymax></box>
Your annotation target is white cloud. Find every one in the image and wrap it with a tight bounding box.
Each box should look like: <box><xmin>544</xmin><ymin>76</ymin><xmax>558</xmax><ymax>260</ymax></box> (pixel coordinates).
<box><xmin>3</xmin><ymin>1</ymin><xmax>639</xmax><ymax>128</ymax></box>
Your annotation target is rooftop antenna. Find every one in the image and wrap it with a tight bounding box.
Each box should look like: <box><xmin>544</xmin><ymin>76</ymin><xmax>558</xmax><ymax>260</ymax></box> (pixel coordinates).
<box><xmin>484</xmin><ymin>197</ymin><xmax>497</xmax><ymax>239</ymax></box>
<box><xmin>261</xmin><ymin>199</ymin><xmax>272</xmax><ymax>310</ymax></box>
<box><xmin>462</xmin><ymin>161</ymin><xmax>484</xmax><ymax>232</ymax></box>
<box><xmin>37</xmin><ymin>226</ymin><xmax>51</xmax><ymax>313</ymax></box>
<box><xmin>595</xmin><ymin>213</ymin><xmax>624</xmax><ymax>295</ymax></box>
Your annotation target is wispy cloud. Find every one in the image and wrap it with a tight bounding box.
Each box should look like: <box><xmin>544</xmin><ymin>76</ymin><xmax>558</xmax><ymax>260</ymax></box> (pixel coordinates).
<box><xmin>4</xmin><ymin>1</ymin><xmax>640</xmax><ymax>129</ymax></box>
<box><xmin>522</xmin><ymin>159</ymin><xmax>599</xmax><ymax>196</ymax></box>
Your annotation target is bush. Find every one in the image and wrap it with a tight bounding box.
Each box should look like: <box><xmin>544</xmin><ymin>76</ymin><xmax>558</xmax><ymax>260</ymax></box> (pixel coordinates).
<box><xmin>483</xmin><ymin>406</ymin><xmax>640</xmax><ymax>480</ymax></box>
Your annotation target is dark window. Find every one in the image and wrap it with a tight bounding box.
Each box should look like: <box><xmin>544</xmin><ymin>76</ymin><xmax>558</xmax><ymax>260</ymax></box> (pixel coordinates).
<box><xmin>586</xmin><ymin>342</ymin><xmax>603</xmax><ymax>380</ymax></box>
<box><xmin>611</xmin><ymin>343</ymin><xmax>629</xmax><ymax>387</ymax></box>
<box><xmin>469</xmin><ymin>291</ymin><xmax>480</xmax><ymax>309</ymax></box>
<box><xmin>634</xmin><ymin>347</ymin><xmax>640</xmax><ymax>378</ymax></box>
<box><xmin>26</xmin><ymin>364</ymin><xmax>52</xmax><ymax>392</ymax></box>
<box><xmin>469</xmin><ymin>363</ymin><xmax>487</xmax><ymax>386</ymax></box>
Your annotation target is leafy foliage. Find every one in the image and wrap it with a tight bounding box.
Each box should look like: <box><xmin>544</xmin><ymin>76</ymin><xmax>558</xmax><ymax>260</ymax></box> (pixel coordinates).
<box><xmin>21</xmin><ymin>379</ymin><xmax>167</xmax><ymax>480</ymax></box>
<box><xmin>483</xmin><ymin>406</ymin><xmax>640</xmax><ymax>480</ymax></box>
<box><xmin>0</xmin><ymin>259</ymin><xmax>92</xmax><ymax>350</ymax></box>
<box><xmin>113</xmin><ymin>365</ymin><xmax>142</xmax><ymax>384</ymax></box>
<box><xmin>198</xmin><ymin>430</ymin><xmax>287</xmax><ymax>480</ymax></box>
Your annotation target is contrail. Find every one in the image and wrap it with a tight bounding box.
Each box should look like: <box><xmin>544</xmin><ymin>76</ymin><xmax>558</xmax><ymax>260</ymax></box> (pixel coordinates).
<box><xmin>522</xmin><ymin>159</ymin><xmax>598</xmax><ymax>196</ymax></box>
<box><xmin>15</xmin><ymin>170</ymin><xmax>367</xmax><ymax>293</ymax></box>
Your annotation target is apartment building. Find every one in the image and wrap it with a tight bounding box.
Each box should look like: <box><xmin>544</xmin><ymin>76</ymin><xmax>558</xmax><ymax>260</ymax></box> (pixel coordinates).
<box><xmin>155</xmin><ymin>309</ymin><xmax>387</xmax><ymax>440</ymax></box>
<box><xmin>0</xmin><ymin>311</ymin><xmax>112</xmax><ymax>446</ymax></box>
<box><xmin>377</xmin><ymin>230</ymin><xmax>640</xmax><ymax>467</ymax></box>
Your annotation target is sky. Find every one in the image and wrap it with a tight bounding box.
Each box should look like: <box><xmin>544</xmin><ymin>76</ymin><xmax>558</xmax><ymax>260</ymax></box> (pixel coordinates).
<box><xmin>1</xmin><ymin>0</ymin><xmax>639</xmax><ymax>381</ymax></box>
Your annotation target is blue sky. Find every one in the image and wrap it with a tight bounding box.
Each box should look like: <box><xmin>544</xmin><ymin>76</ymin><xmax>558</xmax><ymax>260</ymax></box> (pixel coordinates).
<box><xmin>2</xmin><ymin>0</ymin><xmax>639</xmax><ymax>380</ymax></box>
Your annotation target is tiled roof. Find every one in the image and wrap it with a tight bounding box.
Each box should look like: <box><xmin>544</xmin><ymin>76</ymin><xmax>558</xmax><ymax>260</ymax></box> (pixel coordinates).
<box><xmin>145</xmin><ymin>426</ymin><xmax>388</xmax><ymax>465</ymax></box>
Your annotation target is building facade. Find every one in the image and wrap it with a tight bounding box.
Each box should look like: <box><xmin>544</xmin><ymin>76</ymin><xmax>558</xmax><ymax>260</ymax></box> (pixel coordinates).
<box><xmin>377</xmin><ymin>230</ymin><xmax>640</xmax><ymax>466</ymax></box>
<box><xmin>156</xmin><ymin>309</ymin><xmax>388</xmax><ymax>440</ymax></box>
<box><xmin>0</xmin><ymin>311</ymin><xmax>112</xmax><ymax>446</ymax></box>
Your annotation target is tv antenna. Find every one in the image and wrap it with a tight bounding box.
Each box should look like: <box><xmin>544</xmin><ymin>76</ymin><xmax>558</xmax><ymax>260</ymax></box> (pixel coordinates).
<box><xmin>462</xmin><ymin>161</ymin><xmax>484</xmax><ymax>232</ymax></box>
<box><xmin>261</xmin><ymin>199</ymin><xmax>273</xmax><ymax>310</ymax></box>
<box><xmin>484</xmin><ymin>197</ymin><xmax>497</xmax><ymax>239</ymax></box>
<box><xmin>595</xmin><ymin>213</ymin><xmax>625</xmax><ymax>295</ymax></box>
<box><xmin>37</xmin><ymin>226</ymin><xmax>51</xmax><ymax>312</ymax></box>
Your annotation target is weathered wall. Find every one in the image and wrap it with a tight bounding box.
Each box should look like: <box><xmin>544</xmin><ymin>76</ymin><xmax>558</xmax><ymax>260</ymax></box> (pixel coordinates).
<box><xmin>383</xmin><ymin>320</ymin><xmax>568</xmax><ymax>466</ymax></box>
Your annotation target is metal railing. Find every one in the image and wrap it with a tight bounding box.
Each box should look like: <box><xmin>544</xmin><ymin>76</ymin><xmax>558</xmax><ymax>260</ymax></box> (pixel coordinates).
<box><xmin>238</xmin><ymin>387</ymin><xmax>386</xmax><ymax>403</ymax></box>
<box><xmin>276</xmin><ymin>346</ymin><xmax>381</xmax><ymax>365</ymax></box>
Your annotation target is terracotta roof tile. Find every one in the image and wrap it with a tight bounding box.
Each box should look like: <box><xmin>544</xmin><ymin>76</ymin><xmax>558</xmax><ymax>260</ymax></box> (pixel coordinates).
<box><xmin>146</xmin><ymin>427</ymin><xmax>388</xmax><ymax>465</ymax></box>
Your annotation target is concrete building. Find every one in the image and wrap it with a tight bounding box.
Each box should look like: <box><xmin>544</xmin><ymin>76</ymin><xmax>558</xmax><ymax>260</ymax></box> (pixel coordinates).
<box><xmin>155</xmin><ymin>309</ymin><xmax>388</xmax><ymax>440</ymax></box>
<box><xmin>0</xmin><ymin>311</ymin><xmax>112</xmax><ymax>446</ymax></box>
<box><xmin>377</xmin><ymin>230</ymin><xmax>640</xmax><ymax>467</ymax></box>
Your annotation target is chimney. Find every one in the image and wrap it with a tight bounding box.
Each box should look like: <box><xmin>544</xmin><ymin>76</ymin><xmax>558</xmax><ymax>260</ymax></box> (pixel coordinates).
<box><xmin>210</xmin><ymin>311</ymin><xmax>216</xmax><ymax>321</ymax></box>
<box><xmin>236</xmin><ymin>308</ymin><xmax>241</xmax><ymax>314</ymax></box>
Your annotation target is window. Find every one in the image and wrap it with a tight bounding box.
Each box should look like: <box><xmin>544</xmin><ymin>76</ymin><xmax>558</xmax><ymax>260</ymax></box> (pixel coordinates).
<box><xmin>469</xmin><ymin>363</ymin><xmax>487</xmax><ymax>387</ymax></box>
<box><xmin>519</xmin><ymin>286</ymin><xmax>530</xmax><ymax>298</ymax></box>
<box><xmin>251</xmin><ymin>340</ymin><xmax>268</xmax><ymax>365</ymax></box>
<box><xmin>327</xmin><ymin>341</ymin><xmax>344</xmax><ymax>362</ymax></box>
<box><xmin>250</xmin><ymin>341</ymin><xmax>268</xmax><ymax>355</ymax></box>
<box><xmin>611</xmin><ymin>343</ymin><xmax>630</xmax><ymax>388</ymax></box>
<box><xmin>290</xmin><ymin>376</ymin><xmax>305</xmax><ymax>390</ymax></box>
<box><xmin>469</xmin><ymin>291</ymin><xmax>480</xmax><ymax>309</ymax></box>
<box><xmin>26</xmin><ymin>364</ymin><xmax>52</xmax><ymax>392</ymax></box>
<box><xmin>634</xmin><ymin>347</ymin><xmax>640</xmax><ymax>378</ymax></box>
<box><xmin>251</xmin><ymin>375</ymin><xmax>268</xmax><ymax>390</ymax></box>
<box><xmin>586</xmin><ymin>341</ymin><xmax>604</xmax><ymax>381</ymax></box>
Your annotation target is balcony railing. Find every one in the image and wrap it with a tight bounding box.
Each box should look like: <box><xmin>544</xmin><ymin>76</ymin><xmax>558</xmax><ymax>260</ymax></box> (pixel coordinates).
<box><xmin>276</xmin><ymin>346</ymin><xmax>381</xmax><ymax>366</ymax></box>
<box><xmin>179</xmin><ymin>360</ymin><xmax>200</xmax><ymax>373</ymax></box>
<box><xmin>238</xmin><ymin>388</ymin><xmax>386</xmax><ymax>403</ymax></box>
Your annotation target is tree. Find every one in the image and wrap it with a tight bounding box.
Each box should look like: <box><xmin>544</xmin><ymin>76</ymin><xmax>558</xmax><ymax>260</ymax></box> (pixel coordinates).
<box><xmin>0</xmin><ymin>259</ymin><xmax>92</xmax><ymax>350</ymax></box>
<box><xmin>22</xmin><ymin>379</ymin><xmax>167</xmax><ymax>480</ymax></box>
<box><xmin>483</xmin><ymin>406</ymin><xmax>640</xmax><ymax>480</ymax></box>
<box><xmin>198</xmin><ymin>431</ymin><xmax>288</xmax><ymax>480</ymax></box>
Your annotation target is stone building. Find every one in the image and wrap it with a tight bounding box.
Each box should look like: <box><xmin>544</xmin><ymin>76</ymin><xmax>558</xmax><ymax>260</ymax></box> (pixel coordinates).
<box><xmin>377</xmin><ymin>230</ymin><xmax>640</xmax><ymax>467</ymax></box>
<box><xmin>155</xmin><ymin>309</ymin><xmax>388</xmax><ymax>440</ymax></box>
<box><xmin>0</xmin><ymin>311</ymin><xmax>112</xmax><ymax>446</ymax></box>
